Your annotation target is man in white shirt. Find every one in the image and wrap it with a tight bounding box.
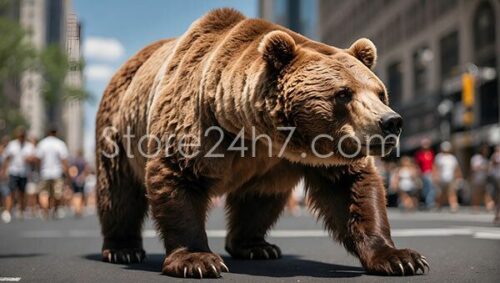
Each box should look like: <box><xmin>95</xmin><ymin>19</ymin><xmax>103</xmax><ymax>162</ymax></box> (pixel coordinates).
<box><xmin>470</xmin><ymin>145</ymin><xmax>494</xmax><ymax>212</ymax></box>
<box><xmin>36</xmin><ymin>128</ymin><xmax>69</xmax><ymax>218</ymax></box>
<box><xmin>1</xmin><ymin>127</ymin><xmax>36</xmax><ymax>222</ymax></box>
<box><xmin>433</xmin><ymin>142</ymin><xmax>462</xmax><ymax>212</ymax></box>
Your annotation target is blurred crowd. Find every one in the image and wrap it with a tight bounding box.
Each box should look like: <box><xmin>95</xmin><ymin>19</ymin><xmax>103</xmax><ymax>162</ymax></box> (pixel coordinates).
<box><xmin>0</xmin><ymin>127</ymin><xmax>96</xmax><ymax>223</ymax></box>
<box><xmin>2</xmin><ymin>125</ymin><xmax>499</xmax><ymax>225</ymax></box>
<box><xmin>283</xmin><ymin>139</ymin><xmax>500</xmax><ymax>224</ymax></box>
<box><xmin>376</xmin><ymin>139</ymin><xmax>500</xmax><ymax>221</ymax></box>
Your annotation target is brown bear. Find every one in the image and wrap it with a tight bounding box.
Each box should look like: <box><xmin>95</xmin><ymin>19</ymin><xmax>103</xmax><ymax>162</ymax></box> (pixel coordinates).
<box><xmin>95</xmin><ymin>8</ymin><xmax>428</xmax><ymax>278</ymax></box>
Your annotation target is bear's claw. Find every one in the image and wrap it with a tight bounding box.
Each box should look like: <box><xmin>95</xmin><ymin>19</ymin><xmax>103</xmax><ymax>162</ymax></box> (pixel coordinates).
<box><xmin>364</xmin><ymin>248</ymin><xmax>429</xmax><ymax>276</ymax></box>
<box><xmin>219</xmin><ymin>261</ymin><xmax>229</xmax><ymax>272</ymax></box>
<box><xmin>226</xmin><ymin>241</ymin><xmax>282</xmax><ymax>260</ymax></box>
<box><xmin>162</xmin><ymin>248</ymin><xmax>227</xmax><ymax>278</ymax></box>
<box><xmin>102</xmin><ymin>248</ymin><xmax>145</xmax><ymax>264</ymax></box>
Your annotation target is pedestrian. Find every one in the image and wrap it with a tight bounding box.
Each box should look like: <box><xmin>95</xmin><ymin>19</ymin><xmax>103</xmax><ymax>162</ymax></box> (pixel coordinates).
<box><xmin>286</xmin><ymin>179</ymin><xmax>305</xmax><ymax>216</ymax></box>
<box><xmin>470</xmin><ymin>144</ymin><xmax>494</xmax><ymax>212</ymax></box>
<box><xmin>84</xmin><ymin>169</ymin><xmax>97</xmax><ymax>209</ymax></box>
<box><xmin>68</xmin><ymin>149</ymin><xmax>89</xmax><ymax>217</ymax></box>
<box><xmin>36</xmin><ymin>128</ymin><xmax>69</xmax><ymax>219</ymax></box>
<box><xmin>1</xmin><ymin>127</ymin><xmax>36</xmax><ymax>222</ymax></box>
<box><xmin>377</xmin><ymin>159</ymin><xmax>398</xmax><ymax>207</ymax></box>
<box><xmin>490</xmin><ymin>146</ymin><xmax>500</xmax><ymax>224</ymax></box>
<box><xmin>414</xmin><ymin>138</ymin><xmax>436</xmax><ymax>209</ymax></box>
<box><xmin>433</xmin><ymin>142</ymin><xmax>461</xmax><ymax>212</ymax></box>
<box><xmin>0</xmin><ymin>136</ymin><xmax>11</xmax><ymax>222</ymax></box>
<box><xmin>25</xmin><ymin>137</ymin><xmax>40</xmax><ymax>218</ymax></box>
<box><xmin>393</xmin><ymin>156</ymin><xmax>421</xmax><ymax>211</ymax></box>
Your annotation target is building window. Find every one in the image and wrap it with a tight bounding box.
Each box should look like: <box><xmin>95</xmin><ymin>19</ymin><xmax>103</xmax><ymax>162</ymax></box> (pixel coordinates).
<box><xmin>473</xmin><ymin>1</ymin><xmax>498</xmax><ymax>126</ymax></box>
<box><xmin>413</xmin><ymin>45</ymin><xmax>432</xmax><ymax>94</ymax></box>
<box><xmin>435</xmin><ymin>0</ymin><xmax>457</xmax><ymax>17</ymax></box>
<box><xmin>473</xmin><ymin>1</ymin><xmax>496</xmax><ymax>65</ymax></box>
<box><xmin>387</xmin><ymin>61</ymin><xmax>403</xmax><ymax>108</ymax></box>
<box><xmin>387</xmin><ymin>16</ymin><xmax>402</xmax><ymax>50</ymax></box>
<box><xmin>439</xmin><ymin>31</ymin><xmax>460</xmax><ymax>79</ymax></box>
<box><xmin>405</xmin><ymin>0</ymin><xmax>429</xmax><ymax>38</ymax></box>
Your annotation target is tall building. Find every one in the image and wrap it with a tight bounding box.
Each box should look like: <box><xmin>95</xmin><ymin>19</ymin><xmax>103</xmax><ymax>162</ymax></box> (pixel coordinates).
<box><xmin>19</xmin><ymin>0</ymin><xmax>48</xmax><ymax>138</ymax></box>
<box><xmin>259</xmin><ymin>0</ymin><xmax>318</xmax><ymax>40</ymax></box>
<box><xmin>17</xmin><ymin>0</ymin><xmax>84</xmax><ymax>153</ymax></box>
<box><xmin>63</xmin><ymin>12</ymin><xmax>84</xmax><ymax>154</ymax></box>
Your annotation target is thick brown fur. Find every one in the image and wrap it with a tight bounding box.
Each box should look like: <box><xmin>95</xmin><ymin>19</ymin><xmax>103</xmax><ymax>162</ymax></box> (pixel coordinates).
<box><xmin>95</xmin><ymin>8</ymin><xmax>428</xmax><ymax>278</ymax></box>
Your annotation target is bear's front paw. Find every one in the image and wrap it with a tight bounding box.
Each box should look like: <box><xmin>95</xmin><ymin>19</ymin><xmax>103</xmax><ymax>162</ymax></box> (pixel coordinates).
<box><xmin>226</xmin><ymin>240</ymin><xmax>282</xmax><ymax>260</ymax></box>
<box><xmin>363</xmin><ymin>247</ymin><xmax>429</xmax><ymax>276</ymax></box>
<box><xmin>162</xmin><ymin>248</ymin><xmax>229</xmax><ymax>278</ymax></box>
<box><xmin>102</xmin><ymin>248</ymin><xmax>146</xmax><ymax>264</ymax></box>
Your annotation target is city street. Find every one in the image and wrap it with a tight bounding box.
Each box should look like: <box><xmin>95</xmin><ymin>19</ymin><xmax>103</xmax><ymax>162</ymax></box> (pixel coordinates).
<box><xmin>1</xmin><ymin>207</ymin><xmax>499</xmax><ymax>282</ymax></box>
<box><xmin>1</xmin><ymin>0</ymin><xmax>499</xmax><ymax>282</ymax></box>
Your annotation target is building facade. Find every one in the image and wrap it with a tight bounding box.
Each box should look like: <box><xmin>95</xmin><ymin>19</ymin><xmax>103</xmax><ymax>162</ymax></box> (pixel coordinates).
<box><xmin>19</xmin><ymin>0</ymin><xmax>48</xmax><ymax>138</ymax></box>
<box><xmin>319</xmin><ymin>0</ymin><xmax>499</xmax><ymax>159</ymax></box>
<box><xmin>259</xmin><ymin>0</ymin><xmax>318</xmax><ymax>40</ymax></box>
<box><xmin>262</xmin><ymin>0</ymin><xmax>499</xmax><ymax>170</ymax></box>
<box><xmin>16</xmin><ymin>0</ymin><xmax>84</xmax><ymax>153</ymax></box>
<box><xmin>63</xmin><ymin>12</ymin><xmax>84</xmax><ymax>154</ymax></box>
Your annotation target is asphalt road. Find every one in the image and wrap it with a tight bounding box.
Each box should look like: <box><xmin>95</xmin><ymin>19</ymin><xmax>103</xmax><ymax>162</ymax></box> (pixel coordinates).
<box><xmin>1</xmin><ymin>207</ymin><xmax>499</xmax><ymax>283</ymax></box>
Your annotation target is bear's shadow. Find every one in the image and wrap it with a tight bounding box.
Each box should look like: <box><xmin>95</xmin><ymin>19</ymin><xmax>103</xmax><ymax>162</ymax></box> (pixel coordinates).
<box><xmin>84</xmin><ymin>254</ymin><xmax>364</xmax><ymax>278</ymax></box>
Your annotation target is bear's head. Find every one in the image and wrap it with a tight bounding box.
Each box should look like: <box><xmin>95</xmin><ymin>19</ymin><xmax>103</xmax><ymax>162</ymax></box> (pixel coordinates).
<box><xmin>258</xmin><ymin>31</ymin><xmax>402</xmax><ymax>165</ymax></box>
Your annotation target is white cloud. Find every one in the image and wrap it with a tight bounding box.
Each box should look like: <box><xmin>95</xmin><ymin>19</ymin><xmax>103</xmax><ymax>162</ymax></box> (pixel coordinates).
<box><xmin>84</xmin><ymin>37</ymin><xmax>125</xmax><ymax>61</ymax></box>
<box><xmin>85</xmin><ymin>64</ymin><xmax>115</xmax><ymax>82</ymax></box>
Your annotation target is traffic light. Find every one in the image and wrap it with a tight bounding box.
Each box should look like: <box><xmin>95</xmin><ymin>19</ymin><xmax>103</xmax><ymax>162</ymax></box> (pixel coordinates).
<box><xmin>462</xmin><ymin>73</ymin><xmax>475</xmax><ymax>126</ymax></box>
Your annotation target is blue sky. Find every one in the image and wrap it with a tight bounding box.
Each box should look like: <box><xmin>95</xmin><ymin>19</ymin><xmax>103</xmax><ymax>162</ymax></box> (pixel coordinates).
<box><xmin>72</xmin><ymin>0</ymin><xmax>258</xmax><ymax>156</ymax></box>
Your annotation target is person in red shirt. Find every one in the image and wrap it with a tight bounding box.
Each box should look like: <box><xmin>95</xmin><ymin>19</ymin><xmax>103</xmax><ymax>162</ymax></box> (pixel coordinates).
<box><xmin>415</xmin><ymin>138</ymin><xmax>436</xmax><ymax>209</ymax></box>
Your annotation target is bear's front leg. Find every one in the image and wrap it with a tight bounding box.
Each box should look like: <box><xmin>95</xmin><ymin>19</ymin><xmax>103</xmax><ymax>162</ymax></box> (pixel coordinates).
<box><xmin>146</xmin><ymin>158</ymin><xmax>228</xmax><ymax>278</ymax></box>
<box><xmin>305</xmin><ymin>161</ymin><xmax>429</xmax><ymax>276</ymax></box>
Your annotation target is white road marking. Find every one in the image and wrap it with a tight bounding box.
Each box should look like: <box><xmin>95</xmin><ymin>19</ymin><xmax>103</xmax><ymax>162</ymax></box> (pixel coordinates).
<box><xmin>387</xmin><ymin>212</ymin><xmax>494</xmax><ymax>223</ymax></box>
<box><xmin>0</xmin><ymin>278</ymin><xmax>21</xmax><ymax>282</ymax></box>
<box><xmin>391</xmin><ymin>228</ymin><xmax>472</xmax><ymax>237</ymax></box>
<box><xmin>473</xmin><ymin>232</ymin><xmax>500</xmax><ymax>240</ymax></box>
<box><xmin>20</xmin><ymin>227</ymin><xmax>500</xmax><ymax>240</ymax></box>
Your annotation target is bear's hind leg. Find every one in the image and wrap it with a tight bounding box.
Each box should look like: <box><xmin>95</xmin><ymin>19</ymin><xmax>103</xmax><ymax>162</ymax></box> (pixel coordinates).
<box><xmin>225</xmin><ymin>191</ymin><xmax>290</xmax><ymax>260</ymax></box>
<box><xmin>97</xmin><ymin>153</ymin><xmax>148</xmax><ymax>264</ymax></box>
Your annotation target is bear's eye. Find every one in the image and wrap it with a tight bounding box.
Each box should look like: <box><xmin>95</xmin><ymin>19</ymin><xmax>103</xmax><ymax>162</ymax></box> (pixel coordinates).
<box><xmin>335</xmin><ymin>88</ymin><xmax>353</xmax><ymax>104</ymax></box>
<box><xmin>378</xmin><ymin>91</ymin><xmax>386</xmax><ymax>102</ymax></box>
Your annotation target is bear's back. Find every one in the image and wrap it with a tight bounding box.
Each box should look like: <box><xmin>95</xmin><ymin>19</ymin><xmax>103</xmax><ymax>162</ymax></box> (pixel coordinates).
<box><xmin>100</xmin><ymin>8</ymin><xmax>342</xmax><ymax>179</ymax></box>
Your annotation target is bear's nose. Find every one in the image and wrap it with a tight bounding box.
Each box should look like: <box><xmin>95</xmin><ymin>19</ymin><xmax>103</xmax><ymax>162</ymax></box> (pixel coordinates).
<box><xmin>379</xmin><ymin>113</ymin><xmax>403</xmax><ymax>136</ymax></box>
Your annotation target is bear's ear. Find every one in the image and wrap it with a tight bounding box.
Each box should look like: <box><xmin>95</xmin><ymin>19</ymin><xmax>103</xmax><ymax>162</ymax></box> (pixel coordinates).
<box><xmin>348</xmin><ymin>38</ymin><xmax>377</xmax><ymax>69</ymax></box>
<box><xmin>258</xmin><ymin>30</ymin><xmax>297</xmax><ymax>70</ymax></box>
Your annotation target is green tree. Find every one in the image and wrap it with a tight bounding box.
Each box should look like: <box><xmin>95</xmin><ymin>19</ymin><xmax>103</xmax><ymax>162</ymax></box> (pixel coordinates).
<box><xmin>0</xmin><ymin>14</ymin><xmax>35</xmax><ymax>135</ymax></box>
<box><xmin>40</xmin><ymin>44</ymin><xmax>92</xmax><ymax>125</ymax></box>
<box><xmin>1</xmin><ymin>0</ymin><xmax>91</xmax><ymax>135</ymax></box>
